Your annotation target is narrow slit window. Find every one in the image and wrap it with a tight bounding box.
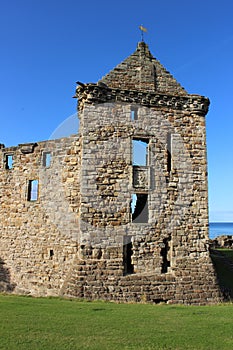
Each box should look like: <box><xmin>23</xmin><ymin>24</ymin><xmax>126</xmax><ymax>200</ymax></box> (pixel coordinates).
<box><xmin>167</xmin><ymin>133</ymin><xmax>172</xmax><ymax>173</ymax></box>
<box><xmin>130</xmin><ymin>107</ymin><xmax>138</xmax><ymax>121</ymax></box>
<box><xmin>6</xmin><ymin>155</ymin><xmax>13</xmax><ymax>169</ymax></box>
<box><xmin>43</xmin><ymin>152</ymin><xmax>51</xmax><ymax>167</ymax></box>
<box><xmin>160</xmin><ymin>237</ymin><xmax>171</xmax><ymax>273</ymax></box>
<box><xmin>28</xmin><ymin>180</ymin><xmax>39</xmax><ymax>201</ymax></box>
<box><xmin>132</xmin><ymin>139</ymin><xmax>149</xmax><ymax>166</ymax></box>
<box><xmin>123</xmin><ymin>236</ymin><xmax>134</xmax><ymax>275</ymax></box>
<box><xmin>131</xmin><ymin>193</ymin><xmax>148</xmax><ymax>223</ymax></box>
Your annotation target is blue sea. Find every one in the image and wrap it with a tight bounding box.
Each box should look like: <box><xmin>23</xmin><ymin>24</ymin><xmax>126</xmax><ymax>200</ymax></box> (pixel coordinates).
<box><xmin>209</xmin><ymin>222</ymin><xmax>233</xmax><ymax>239</ymax></box>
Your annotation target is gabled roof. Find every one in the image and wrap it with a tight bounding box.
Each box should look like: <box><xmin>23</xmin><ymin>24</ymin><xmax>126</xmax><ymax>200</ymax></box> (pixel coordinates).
<box><xmin>99</xmin><ymin>41</ymin><xmax>187</xmax><ymax>96</ymax></box>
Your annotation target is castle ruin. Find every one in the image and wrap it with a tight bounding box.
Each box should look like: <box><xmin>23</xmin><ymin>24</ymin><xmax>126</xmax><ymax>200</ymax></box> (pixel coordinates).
<box><xmin>0</xmin><ymin>41</ymin><xmax>223</xmax><ymax>304</ymax></box>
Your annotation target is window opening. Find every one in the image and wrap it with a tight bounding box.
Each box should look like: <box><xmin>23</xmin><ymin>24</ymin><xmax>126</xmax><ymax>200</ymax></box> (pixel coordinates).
<box><xmin>43</xmin><ymin>152</ymin><xmax>51</xmax><ymax>167</ymax></box>
<box><xmin>132</xmin><ymin>138</ymin><xmax>149</xmax><ymax>166</ymax></box>
<box><xmin>49</xmin><ymin>249</ymin><xmax>54</xmax><ymax>259</ymax></box>
<box><xmin>130</xmin><ymin>107</ymin><xmax>138</xmax><ymax>121</ymax></box>
<box><xmin>123</xmin><ymin>236</ymin><xmax>134</xmax><ymax>275</ymax></box>
<box><xmin>131</xmin><ymin>193</ymin><xmax>148</xmax><ymax>223</ymax></box>
<box><xmin>160</xmin><ymin>237</ymin><xmax>171</xmax><ymax>273</ymax></box>
<box><xmin>167</xmin><ymin>133</ymin><xmax>172</xmax><ymax>173</ymax></box>
<box><xmin>6</xmin><ymin>155</ymin><xmax>13</xmax><ymax>169</ymax></box>
<box><xmin>27</xmin><ymin>180</ymin><xmax>39</xmax><ymax>201</ymax></box>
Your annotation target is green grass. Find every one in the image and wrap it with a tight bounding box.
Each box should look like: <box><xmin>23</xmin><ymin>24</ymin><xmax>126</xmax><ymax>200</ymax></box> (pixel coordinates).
<box><xmin>217</xmin><ymin>249</ymin><xmax>233</xmax><ymax>261</ymax></box>
<box><xmin>0</xmin><ymin>295</ymin><xmax>233</xmax><ymax>350</ymax></box>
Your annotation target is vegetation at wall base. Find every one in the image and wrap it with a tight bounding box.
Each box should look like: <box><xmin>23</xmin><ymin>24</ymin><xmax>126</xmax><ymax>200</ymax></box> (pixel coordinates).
<box><xmin>0</xmin><ymin>294</ymin><xmax>232</xmax><ymax>350</ymax></box>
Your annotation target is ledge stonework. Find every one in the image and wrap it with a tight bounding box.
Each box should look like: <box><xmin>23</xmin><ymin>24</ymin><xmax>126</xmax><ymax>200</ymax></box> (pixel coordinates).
<box><xmin>75</xmin><ymin>83</ymin><xmax>210</xmax><ymax>115</ymax></box>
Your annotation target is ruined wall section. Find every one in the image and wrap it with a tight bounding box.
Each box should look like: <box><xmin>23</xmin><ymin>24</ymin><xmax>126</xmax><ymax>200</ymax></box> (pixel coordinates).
<box><xmin>0</xmin><ymin>136</ymin><xmax>81</xmax><ymax>296</ymax></box>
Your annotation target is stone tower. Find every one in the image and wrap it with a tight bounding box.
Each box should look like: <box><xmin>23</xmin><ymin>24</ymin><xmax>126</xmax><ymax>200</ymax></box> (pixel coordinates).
<box><xmin>69</xmin><ymin>41</ymin><xmax>222</xmax><ymax>304</ymax></box>
<box><xmin>0</xmin><ymin>41</ymin><xmax>223</xmax><ymax>304</ymax></box>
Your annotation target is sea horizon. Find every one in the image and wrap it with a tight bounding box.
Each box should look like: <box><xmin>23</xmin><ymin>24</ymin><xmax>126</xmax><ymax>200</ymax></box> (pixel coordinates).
<box><xmin>209</xmin><ymin>222</ymin><xmax>233</xmax><ymax>239</ymax></box>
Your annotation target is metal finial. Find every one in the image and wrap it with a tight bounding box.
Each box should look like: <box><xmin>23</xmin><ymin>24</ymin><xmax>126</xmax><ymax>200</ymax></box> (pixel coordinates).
<box><xmin>139</xmin><ymin>25</ymin><xmax>147</xmax><ymax>42</ymax></box>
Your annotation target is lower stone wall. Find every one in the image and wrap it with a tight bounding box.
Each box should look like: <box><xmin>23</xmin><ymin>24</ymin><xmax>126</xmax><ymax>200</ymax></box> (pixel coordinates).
<box><xmin>61</xmin><ymin>254</ymin><xmax>223</xmax><ymax>305</ymax></box>
<box><xmin>0</xmin><ymin>239</ymin><xmax>224</xmax><ymax>304</ymax></box>
<box><xmin>0</xmin><ymin>226</ymin><xmax>78</xmax><ymax>296</ymax></box>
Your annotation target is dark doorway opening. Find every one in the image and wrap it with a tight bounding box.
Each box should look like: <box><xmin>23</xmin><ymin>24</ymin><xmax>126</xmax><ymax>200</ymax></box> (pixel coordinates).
<box><xmin>161</xmin><ymin>237</ymin><xmax>171</xmax><ymax>273</ymax></box>
<box><xmin>123</xmin><ymin>236</ymin><xmax>134</xmax><ymax>275</ymax></box>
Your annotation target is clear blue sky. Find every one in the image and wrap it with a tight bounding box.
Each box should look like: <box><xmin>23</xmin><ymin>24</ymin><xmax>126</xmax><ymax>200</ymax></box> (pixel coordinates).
<box><xmin>1</xmin><ymin>0</ymin><xmax>233</xmax><ymax>222</ymax></box>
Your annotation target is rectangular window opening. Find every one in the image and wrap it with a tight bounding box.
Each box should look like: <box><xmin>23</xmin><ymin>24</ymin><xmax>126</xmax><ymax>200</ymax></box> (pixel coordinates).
<box><xmin>131</xmin><ymin>193</ymin><xmax>148</xmax><ymax>223</ymax></box>
<box><xmin>167</xmin><ymin>133</ymin><xmax>172</xmax><ymax>173</ymax></box>
<box><xmin>27</xmin><ymin>180</ymin><xmax>39</xmax><ymax>201</ymax></box>
<box><xmin>5</xmin><ymin>154</ymin><xmax>13</xmax><ymax>169</ymax></box>
<box><xmin>130</xmin><ymin>107</ymin><xmax>138</xmax><ymax>121</ymax></box>
<box><xmin>123</xmin><ymin>236</ymin><xmax>134</xmax><ymax>275</ymax></box>
<box><xmin>132</xmin><ymin>138</ymin><xmax>149</xmax><ymax>166</ymax></box>
<box><xmin>43</xmin><ymin>152</ymin><xmax>51</xmax><ymax>167</ymax></box>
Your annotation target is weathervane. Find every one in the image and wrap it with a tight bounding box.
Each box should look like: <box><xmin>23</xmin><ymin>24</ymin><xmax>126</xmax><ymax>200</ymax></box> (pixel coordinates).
<box><xmin>139</xmin><ymin>25</ymin><xmax>147</xmax><ymax>42</ymax></box>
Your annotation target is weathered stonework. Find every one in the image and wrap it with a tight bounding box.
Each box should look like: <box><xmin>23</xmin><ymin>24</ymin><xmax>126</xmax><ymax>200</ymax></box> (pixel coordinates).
<box><xmin>0</xmin><ymin>41</ymin><xmax>224</xmax><ymax>304</ymax></box>
<box><xmin>0</xmin><ymin>136</ymin><xmax>81</xmax><ymax>295</ymax></box>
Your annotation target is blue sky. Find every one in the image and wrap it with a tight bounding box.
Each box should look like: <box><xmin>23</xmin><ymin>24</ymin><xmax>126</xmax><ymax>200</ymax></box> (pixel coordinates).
<box><xmin>0</xmin><ymin>0</ymin><xmax>233</xmax><ymax>222</ymax></box>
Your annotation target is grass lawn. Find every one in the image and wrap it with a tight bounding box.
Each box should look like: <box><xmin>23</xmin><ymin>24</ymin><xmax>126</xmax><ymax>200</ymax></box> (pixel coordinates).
<box><xmin>0</xmin><ymin>295</ymin><xmax>232</xmax><ymax>350</ymax></box>
<box><xmin>217</xmin><ymin>249</ymin><xmax>233</xmax><ymax>261</ymax></box>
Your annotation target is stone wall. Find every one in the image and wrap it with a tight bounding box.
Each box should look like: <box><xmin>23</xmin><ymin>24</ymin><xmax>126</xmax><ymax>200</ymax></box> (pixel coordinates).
<box><xmin>0</xmin><ymin>136</ymin><xmax>81</xmax><ymax>296</ymax></box>
<box><xmin>68</xmin><ymin>80</ymin><xmax>223</xmax><ymax>304</ymax></box>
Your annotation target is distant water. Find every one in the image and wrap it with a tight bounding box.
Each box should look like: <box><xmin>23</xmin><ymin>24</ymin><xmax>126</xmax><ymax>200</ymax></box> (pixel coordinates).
<box><xmin>209</xmin><ymin>222</ymin><xmax>233</xmax><ymax>239</ymax></box>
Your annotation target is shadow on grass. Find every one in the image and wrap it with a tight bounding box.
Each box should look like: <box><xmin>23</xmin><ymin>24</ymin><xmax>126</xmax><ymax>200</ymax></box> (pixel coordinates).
<box><xmin>0</xmin><ymin>258</ymin><xmax>16</xmax><ymax>292</ymax></box>
<box><xmin>210</xmin><ymin>249</ymin><xmax>233</xmax><ymax>301</ymax></box>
